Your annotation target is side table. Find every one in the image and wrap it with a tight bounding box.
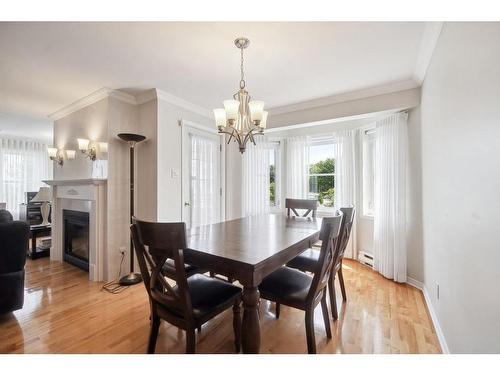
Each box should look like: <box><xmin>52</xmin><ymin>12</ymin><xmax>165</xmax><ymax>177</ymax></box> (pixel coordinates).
<box><xmin>28</xmin><ymin>224</ymin><xmax>51</xmax><ymax>259</ymax></box>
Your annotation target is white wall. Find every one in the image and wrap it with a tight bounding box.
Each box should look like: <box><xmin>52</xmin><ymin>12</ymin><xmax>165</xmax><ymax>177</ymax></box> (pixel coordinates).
<box><xmin>136</xmin><ymin>99</ymin><xmax>158</xmax><ymax>221</ymax></box>
<box><xmin>420</xmin><ymin>22</ymin><xmax>500</xmax><ymax>353</ymax></box>
<box><xmin>106</xmin><ymin>97</ymin><xmax>139</xmax><ymax>279</ymax></box>
<box><xmin>53</xmin><ymin>98</ymin><xmax>108</xmax><ymax>180</ymax></box>
<box><xmin>406</xmin><ymin>106</ymin><xmax>424</xmax><ymax>283</ymax></box>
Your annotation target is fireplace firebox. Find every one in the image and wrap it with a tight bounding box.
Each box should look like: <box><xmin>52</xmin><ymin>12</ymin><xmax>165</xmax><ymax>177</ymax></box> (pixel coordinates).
<box><xmin>63</xmin><ymin>209</ymin><xmax>90</xmax><ymax>272</ymax></box>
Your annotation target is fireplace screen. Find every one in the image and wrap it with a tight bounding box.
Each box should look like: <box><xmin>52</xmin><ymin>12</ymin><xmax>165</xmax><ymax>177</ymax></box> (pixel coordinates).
<box><xmin>63</xmin><ymin>209</ymin><xmax>90</xmax><ymax>271</ymax></box>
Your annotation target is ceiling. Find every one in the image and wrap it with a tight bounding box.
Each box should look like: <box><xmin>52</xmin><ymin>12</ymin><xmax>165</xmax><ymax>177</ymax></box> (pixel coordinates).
<box><xmin>0</xmin><ymin>22</ymin><xmax>428</xmax><ymax>120</ymax></box>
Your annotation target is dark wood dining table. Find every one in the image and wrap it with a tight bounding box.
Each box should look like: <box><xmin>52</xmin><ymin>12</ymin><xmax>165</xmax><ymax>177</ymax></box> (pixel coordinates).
<box><xmin>184</xmin><ymin>214</ymin><xmax>322</xmax><ymax>354</ymax></box>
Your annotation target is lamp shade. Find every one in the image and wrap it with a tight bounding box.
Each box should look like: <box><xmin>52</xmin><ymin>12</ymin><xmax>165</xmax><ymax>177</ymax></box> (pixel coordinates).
<box><xmin>249</xmin><ymin>100</ymin><xmax>265</xmax><ymax>122</ymax></box>
<box><xmin>47</xmin><ymin>147</ymin><xmax>58</xmax><ymax>158</ymax></box>
<box><xmin>213</xmin><ymin>108</ymin><xmax>226</xmax><ymax>128</ymax></box>
<box><xmin>31</xmin><ymin>187</ymin><xmax>52</xmax><ymax>203</ymax></box>
<box><xmin>99</xmin><ymin>142</ymin><xmax>108</xmax><ymax>153</ymax></box>
<box><xmin>77</xmin><ymin>138</ymin><xmax>90</xmax><ymax>151</ymax></box>
<box><xmin>66</xmin><ymin>150</ymin><xmax>76</xmax><ymax>160</ymax></box>
<box><xmin>223</xmin><ymin>100</ymin><xmax>240</xmax><ymax>122</ymax></box>
<box><xmin>259</xmin><ymin>111</ymin><xmax>269</xmax><ymax>129</ymax></box>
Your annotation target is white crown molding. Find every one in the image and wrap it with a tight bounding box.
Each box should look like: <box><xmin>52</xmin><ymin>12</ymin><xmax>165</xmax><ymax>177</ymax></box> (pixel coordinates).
<box><xmin>48</xmin><ymin>87</ymin><xmax>111</xmax><ymax>120</ymax></box>
<box><xmin>268</xmin><ymin>79</ymin><xmax>419</xmax><ymax>116</ymax></box>
<box><xmin>108</xmin><ymin>89</ymin><xmax>137</xmax><ymax>105</ymax></box>
<box><xmin>413</xmin><ymin>22</ymin><xmax>444</xmax><ymax>85</ymax></box>
<box><xmin>135</xmin><ymin>88</ymin><xmax>212</xmax><ymax>119</ymax></box>
<box><xmin>155</xmin><ymin>89</ymin><xmax>212</xmax><ymax>119</ymax></box>
<box><xmin>135</xmin><ymin>89</ymin><xmax>157</xmax><ymax>105</ymax></box>
<box><xmin>48</xmin><ymin>87</ymin><xmax>212</xmax><ymax>121</ymax></box>
<box><xmin>48</xmin><ymin>87</ymin><xmax>137</xmax><ymax>120</ymax></box>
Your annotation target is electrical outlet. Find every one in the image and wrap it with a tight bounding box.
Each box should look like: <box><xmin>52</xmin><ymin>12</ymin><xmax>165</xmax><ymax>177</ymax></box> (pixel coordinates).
<box><xmin>436</xmin><ymin>282</ymin><xmax>440</xmax><ymax>300</ymax></box>
<box><xmin>119</xmin><ymin>246</ymin><xmax>126</xmax><ymax>256</ymax></box>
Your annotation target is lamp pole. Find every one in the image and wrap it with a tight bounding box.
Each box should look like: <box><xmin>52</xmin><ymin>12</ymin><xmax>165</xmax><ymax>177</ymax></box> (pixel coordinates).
<box><xmin>118</xmin><ymin>133</ymin><xmax>146</xmax><ymax>286</ymax></box>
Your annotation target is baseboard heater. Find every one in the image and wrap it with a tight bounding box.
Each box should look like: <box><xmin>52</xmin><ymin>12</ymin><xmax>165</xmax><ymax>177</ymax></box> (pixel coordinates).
<box><xmin>358</xmin><ymin>251</ymin><xmax>374</xmax><ymax>267</ymax></box>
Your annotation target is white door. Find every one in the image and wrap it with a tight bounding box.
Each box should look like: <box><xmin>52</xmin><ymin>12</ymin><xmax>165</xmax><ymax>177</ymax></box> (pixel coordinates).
<box><xmin>182</xmin><ymin>122</ymin><xmax>223</xmax><ymax>228</ymax></box>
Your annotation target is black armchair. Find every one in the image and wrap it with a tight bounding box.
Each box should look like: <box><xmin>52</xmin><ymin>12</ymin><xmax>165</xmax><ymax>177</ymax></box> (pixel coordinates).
<box><xmin>0</xmin><ymin>210</ymin><xmax>30</xmax><ymax>315</ymax></box>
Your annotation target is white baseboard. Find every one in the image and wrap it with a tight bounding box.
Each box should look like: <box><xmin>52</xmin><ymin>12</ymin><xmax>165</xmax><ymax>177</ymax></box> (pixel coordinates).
<box><xmin>406</xmin><ymin>276</ymin><xmax>423</xmax><ymax>290</ymax></box>
<box><xmin>422</xmin><ymin>285</ymin><xmax>450</xmax><ymax>354</ymax></box>
<box><xmin>405</xmin><ymin>277</ymin><xmax>449</xmax><ymax>353</ymax></box>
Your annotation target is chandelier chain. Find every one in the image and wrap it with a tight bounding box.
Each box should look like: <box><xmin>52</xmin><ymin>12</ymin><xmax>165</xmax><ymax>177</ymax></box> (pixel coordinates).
<box><xmin>239</xmin><ymin>47</ymin><xmax>245</xmax><ymax>89</ymax></box>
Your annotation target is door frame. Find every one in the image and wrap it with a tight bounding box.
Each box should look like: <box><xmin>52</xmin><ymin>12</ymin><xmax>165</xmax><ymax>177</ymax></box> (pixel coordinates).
<box><xmin>180</xmin><ymin>119</ymin><xmax>226</xmax><ymax>225</ymax></box>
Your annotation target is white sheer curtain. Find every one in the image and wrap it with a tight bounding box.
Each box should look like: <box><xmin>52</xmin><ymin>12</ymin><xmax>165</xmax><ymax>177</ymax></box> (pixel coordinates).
<box><xmin>0</xmin><ymin>137</ymin><xmax>52</xmax><ymax>218</ymax></box>
<box><xmin>242</xmin><ymin>138</ymin><xmax>271</xmax><ymax>216</ymax></box>
<box><xmin>190</xmin><ymin>133</ymin><xmax>220</xmax><ymax>227</ymax></box>
<box><xmin>373</xmin><ymin>112</ymin><xmax>408</xmax><ymax>282</ymax></box>
<box><xmin>286</xmin><ymin>136</ymin><xmax>309</xmax><ymax>199</ymax></box>
<box><xmin>333</xmin><ymin>129</ymin><xmax>357</xmax><ymax>259</ymax></box>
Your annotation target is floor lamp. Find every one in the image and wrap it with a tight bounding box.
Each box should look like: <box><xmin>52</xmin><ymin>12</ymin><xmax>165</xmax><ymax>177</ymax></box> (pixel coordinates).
<box><xmin>118</xmin><ymin>133</ymin><xmax>146</xmax><ymax>286</ymax></box>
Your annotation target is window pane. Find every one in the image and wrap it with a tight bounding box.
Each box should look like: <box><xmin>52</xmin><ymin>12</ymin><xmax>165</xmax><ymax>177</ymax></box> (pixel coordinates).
<box><xmin>308</xmin><ymin>140</ymin><xmax>335</xmax><ymax>209</ymax></box>
<box><xmin>308</xmin><ymin>175</ymin><xmax>334</xmax><ymax>207</ymax></box>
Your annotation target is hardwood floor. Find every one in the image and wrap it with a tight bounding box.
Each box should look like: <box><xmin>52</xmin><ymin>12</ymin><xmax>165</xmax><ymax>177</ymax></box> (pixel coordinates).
<box><xmin>0</xmin><ymin>258</ymin><xmax>441</xmax><ymax>354</ymax></box>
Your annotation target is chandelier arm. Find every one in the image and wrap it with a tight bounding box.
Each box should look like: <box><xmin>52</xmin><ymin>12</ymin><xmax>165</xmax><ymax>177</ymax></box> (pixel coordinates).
<box><xmin>248</xmin><ymin>130</ymin><xmax>257</xmax><ymax>146</ymax></box>
<box><xmin>242</xmin><ymin>131</ymin><xmax>253</xmax><ymax>148</ymax></box>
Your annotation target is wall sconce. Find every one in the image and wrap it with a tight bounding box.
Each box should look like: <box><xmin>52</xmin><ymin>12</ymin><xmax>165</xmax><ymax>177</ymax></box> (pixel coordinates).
<box><xmin>66</xmin><ymin>150</ymin><xmax>76</xmax><ymax>160</ymax></box>
<box><xmin>47</xmin><ymin>147</ymin><xmax>64</xmax><ymax>166</ymax></box>
<box><xmin>77</xmin><ymin>138</ymin><xmax>97</xmax><ymax>161</ymax></box>
<box><xmin>98</xmin><ymin>142</ymin><xmax>108</xmax><ymax>154</ymax></box>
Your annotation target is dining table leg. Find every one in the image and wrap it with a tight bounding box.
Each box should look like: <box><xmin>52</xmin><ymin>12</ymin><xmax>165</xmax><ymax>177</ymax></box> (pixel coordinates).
<box><xmin>241</xmin><ymin>286</ymin><xmax>260</xmax><ymax>353</ymax></box>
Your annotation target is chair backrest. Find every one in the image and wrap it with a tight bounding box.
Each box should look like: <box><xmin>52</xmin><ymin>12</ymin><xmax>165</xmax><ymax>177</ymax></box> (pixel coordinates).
<box><xmin>285</xmin><ymin>198</ymin><xmax>318</xmax><ymax>218</ymax></box>
<box><xmin>0</xmin><ymin>221</ymin><xmax>29</xmax><ymax>274</ymax></box>
<box><xmin>0</xmin><ymin>209</ymin><xmax>13</xmax><ymax>223</ymax></box>
<box><xmin>307</xmin><ymin>211</ymin><xmax>343</xmax><ymax>304</ymax></box>
<box><xmin>333</xmin><ymin>206</ymin><xmax>356</xmax><ymax>272</ymax></box>
<box><xmin>130</xmin><ymin>217</ymin><xmax>194</xmax><ymax>322</ymax></box>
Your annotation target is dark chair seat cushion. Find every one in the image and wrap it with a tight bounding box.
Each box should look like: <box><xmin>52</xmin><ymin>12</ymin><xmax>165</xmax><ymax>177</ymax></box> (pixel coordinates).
<box><xmin>162</xmin><ymin>259</ymin><xmax>199</xmax><ymax>278</ymax></box>
<box><xmin>259</xmin><ymin>267</ymin><xmax>313</xmax><ymax>308</ymax></box>
<box><xmin>173</xmin><ymin>274</ymin><xmax>241</xmax><ymax>319</ymax></box>
<box><xmin>286</xmin><ymin>248</ymin><xmax>319</xmax><ymax>273</ymax></box>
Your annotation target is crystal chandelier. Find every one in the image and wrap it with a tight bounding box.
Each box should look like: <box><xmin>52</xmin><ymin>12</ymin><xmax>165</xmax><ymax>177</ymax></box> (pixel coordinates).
<box><xmin>213</xmin><ymin>37</ymin><xmax>267</xmax><ymax>154</ymax></box>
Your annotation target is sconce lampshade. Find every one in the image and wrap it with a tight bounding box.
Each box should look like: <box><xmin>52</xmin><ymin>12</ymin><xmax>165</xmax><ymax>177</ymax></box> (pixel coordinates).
<box><xmin>77</xmin><ymin>138</ymin><xmax>90</xmax><ymax>151</ymax></box>
<box><xmin>47</xmin><ymin>147</ymin><xmax>58</xmax><ymax>158</ymax></box>
<box><xmin>66</xmin><ymin>150</ymin><xmax>76</xmax><ymax>160</ymax></box>
<box><xmin>99</xmin><ymin>142</ymin><xmax>108</xmax><ymax>153</ymax></box>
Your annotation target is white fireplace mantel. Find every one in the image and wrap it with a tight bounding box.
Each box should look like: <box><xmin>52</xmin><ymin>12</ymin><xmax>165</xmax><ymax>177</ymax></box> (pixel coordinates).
<box><xmin>43</xmin><ymin>178</ymin><xmax>107</xmax><ymax>186</ymax></box>
<box><xmin>44</xmin><ymin>179</ymin><xmax>107</xmax><ymax>281</ymax></box>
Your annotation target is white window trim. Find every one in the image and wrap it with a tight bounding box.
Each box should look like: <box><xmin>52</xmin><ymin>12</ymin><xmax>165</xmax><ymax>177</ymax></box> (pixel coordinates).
<box><xmin>359</xmin><ymin>124</ymin><xmax>376</xmax><ymax>220</ymax></box>
<box><xmin>266</xmin><ymin>137</ymin><xmax>285</xmax><ymax>213</ymax></box>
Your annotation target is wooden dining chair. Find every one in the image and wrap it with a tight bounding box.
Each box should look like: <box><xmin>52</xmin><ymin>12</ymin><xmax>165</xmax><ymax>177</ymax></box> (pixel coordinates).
<box><xmin>131</xmin><ymin>217</ymin><xmax>242</xmax><ymax>354</ymax></box>
<box><xmin>259</xmin><ymin>212</ymin><xmax>343</xmax><ymax>354</ymax></box>
<box><xmin>286</xmin><ymin>198</ymin><xmax>318</xmax><ymax>218</ymax></box>
<box><xmin>287</xmin><ymin>207</ymin><xmax>355</xmax><ymax>320</ymax></box>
